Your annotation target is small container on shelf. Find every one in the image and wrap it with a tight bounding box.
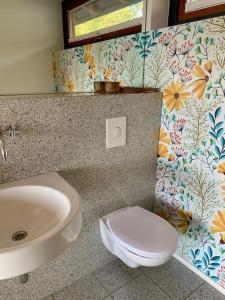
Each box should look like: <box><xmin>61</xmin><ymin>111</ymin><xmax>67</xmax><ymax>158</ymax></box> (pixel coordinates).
<box><xmin>94</xmin><ymin>81</ymin><xmax>106</xmax><ymax>93</ymax></box>
<box><xmin>105</xmin><ymin>81</ymin><xmax>120</xmax><ymax>93</ymax></box>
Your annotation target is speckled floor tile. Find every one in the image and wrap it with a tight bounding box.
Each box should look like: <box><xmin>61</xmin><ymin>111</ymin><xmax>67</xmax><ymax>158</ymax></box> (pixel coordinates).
<box><xmin>111</xmin><ymin>274</ymin><xmax>171</xmax><ymax>300</ymax></box>
<box><xmin>103</xmin><ymin>297</ymin><xmax>113</xmax><ymax>300</ymax></box>
<box><xmin>53</xmin><ymin>273</ymin><xmax>109</xmax><ymax>300</ymax></box>
<box><xmin>142</xmin><ymin>257</ymin><xmax>204</xmax><ymax>300</ymax></box>
<box><xmin>94</xmin><ymin>259</ymin><xmax>143</xmax><ymax>293</ymax></box>
<box><xmin>186</xmin><ymin>283</ymin><xmax>225</xmax><ymax>300</ymax></box>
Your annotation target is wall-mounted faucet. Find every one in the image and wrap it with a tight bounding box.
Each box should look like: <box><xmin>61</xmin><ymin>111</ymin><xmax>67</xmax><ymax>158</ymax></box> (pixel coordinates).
<box><xmin>8</xmin><ymin>125</ymin><xmax>19</xmax><ymax>139</ymax></box>
<box><xmin>0</xmin><ymin>137</ymin><xmax>7</xmax><ymax>162</ymax></box>
<box><xmin>0</xmin><ymin>125</ymin><xmax>19</xmax><ymax>162</ymax></box>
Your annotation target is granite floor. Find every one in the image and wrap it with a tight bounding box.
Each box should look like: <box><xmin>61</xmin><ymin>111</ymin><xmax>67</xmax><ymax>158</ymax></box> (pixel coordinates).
<box><xmin>46</xmin><ymin>257</ymin><xmax>225</xmax><ymax>300</ymax></box>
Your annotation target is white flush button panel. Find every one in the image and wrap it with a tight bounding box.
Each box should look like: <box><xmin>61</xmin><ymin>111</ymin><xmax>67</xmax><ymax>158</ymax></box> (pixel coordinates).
<box><xmin>106</xmin><ymin>117</ymin><xmax>126</xmax><ymax>149</ymax></box>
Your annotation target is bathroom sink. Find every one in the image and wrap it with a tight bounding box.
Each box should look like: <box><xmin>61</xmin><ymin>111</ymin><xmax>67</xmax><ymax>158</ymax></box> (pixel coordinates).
<box><xmin>0</xmin><ymin>172</ymin><xmax>82</xmax><ymax>280</ymax></box>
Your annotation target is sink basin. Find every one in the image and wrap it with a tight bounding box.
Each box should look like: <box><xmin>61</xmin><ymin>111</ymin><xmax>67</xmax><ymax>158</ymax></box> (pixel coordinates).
<box><xmin>0</xmin><ymin>172</ymin><xmax>82</xmax><ymax>280</ymax></box>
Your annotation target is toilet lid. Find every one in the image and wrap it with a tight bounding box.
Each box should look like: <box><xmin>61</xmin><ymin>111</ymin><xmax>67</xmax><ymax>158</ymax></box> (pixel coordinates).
<box><xmin>106</xmin><ymin>206</ymin><xmax>179</xmax><ymax>259</ymax></box>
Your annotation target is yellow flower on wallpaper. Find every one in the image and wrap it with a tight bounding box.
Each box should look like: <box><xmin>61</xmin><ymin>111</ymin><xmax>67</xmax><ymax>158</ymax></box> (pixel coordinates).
<box><xmin>103</xmin><ymin>67</ymin><xmax>112</xmax><ymax>80</ymax></box>
<box><xmin>84</xmin><ymin>44</ymin><xmax>96</xmax><ymax>79</ymax></box>
<box><xmin>61</xmin><ymin>70</ymin><xmax>76</xmax><ymax>92</ymax></box>
<box><xmin>217</xmin><ymin>162</ymin><xmax>225</xmax><ymax>175</ymax></box>
<box><xmin>176</xmin><ymin>209</ymin><xmax>192</xmax><ymax>234</ymax></box>
<box><xmin>159</xmin><ymin>127</ymin><xmax>170</xmax><ymax>144</ymax></box>
<box><xmin>158</xmin><ymin>143</ymin><xmax>168</xmax><ymax>158</ymax></box>
<box><xmin>192</xmin><ymin>61</ymin><xmax>212</xmax><ymax>100</ymax></box>
<box><xmin>65</xmin><ymin>78</ymin><xmax>76</xmax><ymax>92</ymax></box>
<box><xmin>84</xmin><ymin>44</ymin><xmax>92</xmax><ymax>52</ymax></box>
<box><xmin>211</xmin><ymin>210</ymin><xmax>225</xmax><ymax>233</ymax></box>
<box><xmin>163</xmin><ymin>80</ymin><xmax>190</xmax><ymax>111</ymax></box>
<box><xmin>84</xmin><ymin>46</ymin><xmax>91</xmax><ymax>63</ymax></box>
<box><xmin>157</xmin><ymin>208</ymin><xmax>173</xmax><ymax>223</ymax></box>
<box><xmin>87</xmin><ymin>58</ymin><xmax>96</xmax><ymax>79</ymax></box>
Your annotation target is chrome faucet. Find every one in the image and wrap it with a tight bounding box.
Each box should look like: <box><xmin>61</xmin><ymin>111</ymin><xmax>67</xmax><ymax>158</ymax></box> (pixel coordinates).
<box><xmin>0</xmin><ymin>125</ymin><xmax>19</xmax><ymax>162</ymax></box>
<box><xmin>0</xmin><ymin>137</ymin><xmax>7</xmax><ymax>162</ymax></box>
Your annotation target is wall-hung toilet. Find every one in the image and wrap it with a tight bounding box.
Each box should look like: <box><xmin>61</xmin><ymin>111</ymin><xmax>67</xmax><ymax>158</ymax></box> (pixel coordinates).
<box><xmin>99</xmin><ymin>206</ymin><xmax>179</xmax><ymax>268</ymax></box>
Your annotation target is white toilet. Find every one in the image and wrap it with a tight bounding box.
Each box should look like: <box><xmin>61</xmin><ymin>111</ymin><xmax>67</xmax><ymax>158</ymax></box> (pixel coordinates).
<box><xmin>99</xmin><ymin>206</ymin><xmax>179</xmax><ymax>268</ymax></box>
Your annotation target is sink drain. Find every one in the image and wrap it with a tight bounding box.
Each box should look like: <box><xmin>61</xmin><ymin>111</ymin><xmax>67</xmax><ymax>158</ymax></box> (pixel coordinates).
<box><xmin>12</xmin><ymin>231</ymin><xmax>28</xmax><ymax>241</ymax></box>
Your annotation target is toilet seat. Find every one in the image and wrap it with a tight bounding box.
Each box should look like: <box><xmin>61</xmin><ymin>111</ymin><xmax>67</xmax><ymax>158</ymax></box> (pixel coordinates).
<box><xmin>106</xmin><ymin>206</ymin><xmax>179</xmax><ymax>259</ymax></box>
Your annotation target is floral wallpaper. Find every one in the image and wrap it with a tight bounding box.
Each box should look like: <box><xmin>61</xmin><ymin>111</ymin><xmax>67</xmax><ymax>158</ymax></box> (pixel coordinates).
<box><xmin>154</xmin><ymin>17</ymin><xmax>225</xmax><ymax>289</ymax></box>
<box><xmin>53</xmin><ymin>34</ymin><xmax>146</xmax><ymax>92</ymax></box>
<box><xmin>53</xmin><ymin>16</ymin><xmax>225</xmax><ymax>291</ymax></box>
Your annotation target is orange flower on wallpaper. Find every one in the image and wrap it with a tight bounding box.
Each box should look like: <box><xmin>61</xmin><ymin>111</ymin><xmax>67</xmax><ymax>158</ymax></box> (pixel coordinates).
<box><xmin>218</xmin><ymin>162</ymin><xmax>225</xmax><ymax>175</ymax></box>
<box><xmin>65</xmin><ymin>79</ymin><xmax>76</xmax><ymax>92</ymax></box>
<box><xmin>158</xmin><ymin>143</ymin><xmax>168</xmax><ymax>158</ymax></box>
<box><xmin>61</xmin><ymin>71</ymin><xmax>76</xmax><ymax>92</ymax></box>
<box><xmin>168</xmin><ymin>154</ymin><xmax>176</xmax><ymax>161</ymax></box>
<box><xmin>191</xmin><ymin>61</ymin><xmax>212</xmax><ymax>100</ymax></box>
<box><xmin>163</xmin><ymin>80</ymin><xmax>190</xmax><ymax>111</ymax></box>
<box><xmin>157</xmin><ymin>208</ymin><xmax>173</xmax><ymax>223</ymax></box>
<box><xmin>84</xmin><ymin>44</ymin><xmax>96</xmax><ymax>79</ymax></box>
<box><xmin>103</xmin><ymin>67</ymin><xmax>112</xmax><ymax>80</ymax></box>
<box><xmin>176</xmin><ymin>209</ymin><xmax>192</xmax><ymax>234</ymax></box>
<box><xmin>211</xmin><ymin>210</ymin><xmax>225</xmax><ymax>233</ymax></box>
<box><xmin>159</xmin><ymin>127</ymin><xmax>170</xmax><ymax>144</ymax></box>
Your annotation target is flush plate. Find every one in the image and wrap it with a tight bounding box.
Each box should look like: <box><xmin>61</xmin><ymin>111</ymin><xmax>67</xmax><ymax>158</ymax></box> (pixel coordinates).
<box><xmin>106</xmin><ymin>117</ymin><xmax>126</xmax><ymax>149</ymax></box>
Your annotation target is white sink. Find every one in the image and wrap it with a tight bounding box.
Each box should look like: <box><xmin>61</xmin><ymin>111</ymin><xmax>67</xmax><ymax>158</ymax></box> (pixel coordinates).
<box><xmin>0</xmin><ymin>172</ymin><xmax>82</xmax><ymax>280</ymax></box>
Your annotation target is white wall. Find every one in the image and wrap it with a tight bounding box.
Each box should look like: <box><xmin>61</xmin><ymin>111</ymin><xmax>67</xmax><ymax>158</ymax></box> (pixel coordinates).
<box><xmin>146</xmin><ymin>0</ymin><xmax>169</xmax><ymax>30</ymax></box>
<box><xmin>151</xmin><ymin>0</ymin><xmax>169</xmax><ymax>29</ymax></box>
<box><xmin>0</xmin><ymin>0</ymin><xmax>64</xmax><ymax>94</ymax></box>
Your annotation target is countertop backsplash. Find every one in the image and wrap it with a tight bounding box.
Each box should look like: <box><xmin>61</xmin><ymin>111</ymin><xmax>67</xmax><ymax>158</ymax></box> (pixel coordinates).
<box><xmin>0</xmin><ymin>92</ymin><xmax>161</xmax><ymax>299</ymax></box>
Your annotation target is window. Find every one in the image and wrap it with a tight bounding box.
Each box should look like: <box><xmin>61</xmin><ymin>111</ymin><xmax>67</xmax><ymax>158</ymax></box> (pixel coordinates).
<box><xmin>62</xmin><ymin>0</ymin><xmax>149</xmax><ymax>48</ymax></box>
<box><xmin>185</xmin><ymin>0</ymin><xmax>225</xmax><ymax>12</ymax></box>
<box><xmin>169</xmin><ymin>0</ymin><xmax>225</xmax><ymax>25</ymax></box>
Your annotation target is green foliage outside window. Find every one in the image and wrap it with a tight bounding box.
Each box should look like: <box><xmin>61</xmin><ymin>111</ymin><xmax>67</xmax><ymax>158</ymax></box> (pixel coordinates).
<box><xmin>75</xmin><ymin>2</ymin><xmax>143</xmax><ymax>37</ymax></box>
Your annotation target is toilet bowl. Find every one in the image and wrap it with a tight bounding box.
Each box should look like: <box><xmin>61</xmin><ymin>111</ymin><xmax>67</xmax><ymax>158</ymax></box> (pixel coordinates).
<box><xmin>99</xmin><ymin>206</ymin><xmax>179</xmax><ymax>268</ymax></box>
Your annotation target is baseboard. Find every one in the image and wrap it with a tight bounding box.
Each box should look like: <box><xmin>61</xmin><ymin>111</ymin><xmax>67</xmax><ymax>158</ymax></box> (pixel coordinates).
<box><xmin>173</xmin><ymin>254</ymin><xmax>225</xmax><ymax>296</ymax></box>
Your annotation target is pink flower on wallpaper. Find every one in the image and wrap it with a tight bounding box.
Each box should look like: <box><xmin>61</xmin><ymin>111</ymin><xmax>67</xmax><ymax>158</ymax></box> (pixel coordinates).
<box><xmin>174</xmin><ymin>118</ymin><xmax>186</xmax><ymax>132</ymax></box>
<box><xmin>169</xmin><ymin>60</ymin><xmax>180</xmax><ymax>75</ymax></box>
<box><xmin>179</xmin><ymin>68</ymin><xmax>192</xmax><ymax>83</ymax></box>
<box><xmin>156</xmin><ymin>168</ymin><xmax>169</xmax><ymax>181</ymax></box>
<box><xmin>217</xmin><ymin>265</ymin><xmax>225</xmax><ymax>287</ymax></box>
<box><xmin>171</xmin><ymin>131</ymin><xmax>182</xmax><ymax>145</ymax></box>
<box><xmin>178</xmin><ymin>41</ymin><xmax>194</xmax><ymax>55</ymax></box>
<box><xmin>185</xmin><ymin>54</ymin><xmax>196</xmax><ymax>70</ymax></box>
<box><xmin>112</xmin><ymin>50</ymin><xmax>122</xmax><ymax>61</ymax></box>
<box><xmin>173</xmin><ymin>146</ymin><xmax>188</xmax><ymax>157</ymax></box>
<box><xmin>167</xmin><ymin>39</ymin><xmax>178</xmax><ymax>58</ymax></box>
<box><xmin>166</xmin><ymin>185</ymin><xmax>178</xmax><ymax>196</ymax></box>
<box><xmin>159</xmin><ymin>194</ymin><xmax>167</xmax><ymax>203</ymax></box>
<box><xmin>159</xmin><ymin>32</ymin><xmax>174</xmax><ymax>46</ymax></box>
<box><xmin>110</xmin><ymin>62</ymin><xmax>124</xmax><ymax>80</ymax></box>
<box><xmin>155</xmin><ymin>179</ymin><xmax>165</xmax><ymax>193</ymax></box>
<box><xmin>122</xmin><ymin>40</ymin><xmax>133</xmax><ymax>51</ymax></box>
<box><xmin>166</xmin><ymin>203</ymin><xmax>178</xmax><ymax>216</ymax></box>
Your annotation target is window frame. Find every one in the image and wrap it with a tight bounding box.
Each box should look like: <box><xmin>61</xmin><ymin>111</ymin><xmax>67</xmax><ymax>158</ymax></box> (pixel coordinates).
<box><xmin>168</xmin><ymin>0</ymin><xmax>225</xmax><ymax>25</ymax></box>
<box><xmin>62</xmin><ymin>0</ymin><xmax>146</xmax><ymax>48</ymax></box>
